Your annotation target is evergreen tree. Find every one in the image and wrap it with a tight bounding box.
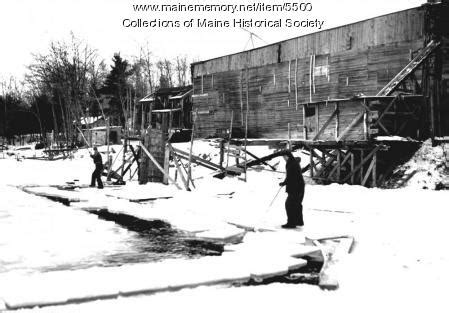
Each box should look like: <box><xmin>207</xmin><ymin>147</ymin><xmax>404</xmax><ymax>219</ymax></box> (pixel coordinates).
<box><xmin>100</xmin><ymin>53</ymin><xmax>134</xmax><ymax>126</ymax></box>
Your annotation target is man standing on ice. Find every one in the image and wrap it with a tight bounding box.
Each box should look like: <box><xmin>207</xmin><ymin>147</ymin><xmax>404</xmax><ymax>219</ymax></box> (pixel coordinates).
<box><xmin>279</xmin><ymin>151</ymin><xmax>304</xmax><ymax>228</ymax></box>
<box><xmin>89</xmin><ymin>146</ymin><xmax>104</xmax><ymax>189</ymax></box>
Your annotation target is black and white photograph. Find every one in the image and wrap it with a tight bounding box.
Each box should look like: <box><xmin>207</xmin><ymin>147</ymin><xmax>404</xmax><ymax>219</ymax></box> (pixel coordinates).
<box><xmin>1</xmin><ymin>0</ymin><xmax>448</xmax><ymax>312</ymax></box>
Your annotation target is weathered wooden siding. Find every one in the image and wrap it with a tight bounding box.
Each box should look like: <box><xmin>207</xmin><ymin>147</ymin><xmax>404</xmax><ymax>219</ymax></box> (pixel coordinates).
<box><xmin>192</xmin><ymin>6</ymin><xmax>433</xmax><ymax>139</ymax></box>
<box><xmin>193</xmin><ymin>8</ymin><xmax>425</xmax><ymax>76</ymax></box>
<box><xmin>303</xmin><ymin>96</ymin><xmax>425</xmax><ymax>142</ymax></box>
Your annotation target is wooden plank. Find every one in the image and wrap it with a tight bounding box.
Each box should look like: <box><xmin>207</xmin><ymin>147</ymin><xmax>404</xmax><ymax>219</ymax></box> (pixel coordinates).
<box><xmin>129</xmin><ymin>145</ymin><xmax>140</xmax><ymax>169</ymax></box>
<box><xmin>313</xmin><ymin>108</ymin><xmax>339</xmax><ymax>141</ymax></box>
<box><xmin>336</xmin><ymin>112</ymin><xmax>364</xmax><ymax>142</ymax></box>
<box><xmin>315</xmin><ymin>150</ymin><xmax>338</xmax><ymax>178</ymax></box>
<box><xmin>361</xmin><ymin>157</ymin><xmax>376</xmax><ymax>186</ymax></box>
<box><xmin>342</xmin><ymin>146</ymin><xmax>381</xmax><ymax>183</ymax></box>
<box><xmin>177</xmin><ymin>157</ymin><xmax>195</xmax><ymax>188</ymax></box>
<box><xmin>243</xmin><ymin>150</ymin><xmax>287</xmax><ymax>168</ymax></box>
<box><xmin>174</xmin><ymin>147</ymin><xmax>223</xmax><ymax>171</ymax></box>
<box><xmin>328</xmin><ymin>150</ymin><xmax>352</xmax><ymax>179</ymax></box>
<box><xmin>311</xmin><ymin>148</ymin><xmax>327</xmax><ymax>167</ymax></box>
<box><xmin>377</xmin><ymin>40</ymin><xmax>441</xmax><ymax>96</ymax></box>
<box><xmin>245</xmin><ymin>150</ymin><xmax>276</xmax><ymax>171</ymax></box>
<box><xmin>168</xmin><ymin>144</ymin><xmax>190</xmax><ymax>191</ymax></box>
<box><xmin>371</xmin><ymin>96</ymin><xmax>398</xmax><ymax>131</ymax></box>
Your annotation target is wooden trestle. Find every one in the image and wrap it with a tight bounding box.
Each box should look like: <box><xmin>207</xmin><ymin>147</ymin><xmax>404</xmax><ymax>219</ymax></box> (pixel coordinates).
<box><xmin>305</xmin><ymin>143</ymin><xmax>385</xmax><ymax>187</ymax></box>
<box><xmin>227</xmin><ymin>138</ymin><xmax>420</xmax><ymax>188</ymax></box>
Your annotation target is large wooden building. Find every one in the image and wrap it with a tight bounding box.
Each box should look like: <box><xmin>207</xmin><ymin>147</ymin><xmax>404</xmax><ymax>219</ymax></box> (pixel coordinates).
<box><xmin>191</xmin><ymin>0</ymin><xmax>449</xmax><ymax>140</ymax></box>
<box><xmin>190</xmin><ymin>0</ymin><xmax>449</xmax><ymax>186</ymax></box>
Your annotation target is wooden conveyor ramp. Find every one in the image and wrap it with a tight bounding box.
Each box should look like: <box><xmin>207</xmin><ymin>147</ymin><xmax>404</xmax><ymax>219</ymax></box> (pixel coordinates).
<box><xmin>376</xmin><ymin>40</ymin><xmax>441</xmax><ymax>96</ymax></box>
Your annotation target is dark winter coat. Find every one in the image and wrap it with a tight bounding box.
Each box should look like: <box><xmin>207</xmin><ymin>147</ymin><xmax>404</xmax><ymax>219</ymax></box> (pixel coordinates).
<box><xmin>282</xmin><ymin>156</ymin><xmax>305</xmax><ymax>195</ymax></box>
<box><xmin>91</xmin><ymin>152</ymin><xmax>103</xmax><ymax>170</ymax></box>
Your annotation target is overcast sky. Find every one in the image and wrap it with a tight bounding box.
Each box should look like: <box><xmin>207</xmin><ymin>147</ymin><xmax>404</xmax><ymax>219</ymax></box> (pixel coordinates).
<box><xmin>1</xmin><ymin>0</ymin><xmax>424</xmax><ymax>80</ymax></box>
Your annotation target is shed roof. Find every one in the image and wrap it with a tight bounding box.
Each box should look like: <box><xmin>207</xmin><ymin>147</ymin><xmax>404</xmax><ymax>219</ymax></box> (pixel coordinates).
<box><xmin>139</xmin><ymin>86</ymin><xmax>193</xmax><ymax>103</ymax></box>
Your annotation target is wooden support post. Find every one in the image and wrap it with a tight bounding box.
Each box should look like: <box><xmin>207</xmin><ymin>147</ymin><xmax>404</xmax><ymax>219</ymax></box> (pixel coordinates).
<box><xmin>335</xmin><ymin>102</ymin><xmax>340</xmax><ymax>140</ymax></box>
<box><xmin>163</xmin><ymin>144</ymin><xmax>170</xmax><ymax>185</ymax></box>
<box><xmin>225</xmin><ymin>111</ymin><xmax>234</xmax><ymax>174</ymax></box>
<box><xmin>372</xmin><ymin>152</ymin><xmax>377</xmax><ymax>187</ymax></box>
<box><xmin>105</xmin><ymin>117</ymin><xmax>111</xmax><ymax>181</ymax></box>
<box><xmin>336</xmin><ymin>150</ymin><xmax>341</xmax><ymax>181</ymax></box>
<box><xmin>121</xmin><ymin>137</ymin><xmax>127</xmax><ymax>178</ymax></box>
<box><xmin>187</xmin><ymin>110</ymin><xmax>197</xmax><ymax>189</ymax></box>
<box><xmin>219</xmin><ymin>139</ymin><xmax>225</xmax><ymax>168</ymax></box>
<box><xmin>350</xmin><ymin>152</ymin><xmax>355</xmax><ymax>185</ymax></box>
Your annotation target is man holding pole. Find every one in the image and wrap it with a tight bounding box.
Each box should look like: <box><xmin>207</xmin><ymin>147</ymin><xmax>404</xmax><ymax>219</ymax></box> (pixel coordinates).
<box><xmin>279</xmin><ymin>151</ymin><xmax>305</xmax><ymax>228</ymax></box>
<box><xmin>89</xmin><ymin>146</ymin><xmax>104</xmax><ymax>189</ymax></box>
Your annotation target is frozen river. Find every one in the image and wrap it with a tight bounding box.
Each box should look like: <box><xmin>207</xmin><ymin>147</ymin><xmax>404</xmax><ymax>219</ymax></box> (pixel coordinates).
<box><xmin>0</xmin><ymin>186</ymin><xmax>220</xmax><ymax>276</ymax></box>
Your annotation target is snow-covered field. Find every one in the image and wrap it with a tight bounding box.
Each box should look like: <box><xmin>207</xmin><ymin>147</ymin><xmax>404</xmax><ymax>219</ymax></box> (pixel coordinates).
<box><xmin>1</xmin><ymin>140</ymin><xmax>448</xmax><ymax>312</ymax></box>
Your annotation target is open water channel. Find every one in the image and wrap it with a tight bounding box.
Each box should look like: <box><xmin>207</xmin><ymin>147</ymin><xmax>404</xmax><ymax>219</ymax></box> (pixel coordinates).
<box><xmin>0</xmin><ymin>186</ymin><xmax>221</xmax><ymax>276</ymax></box>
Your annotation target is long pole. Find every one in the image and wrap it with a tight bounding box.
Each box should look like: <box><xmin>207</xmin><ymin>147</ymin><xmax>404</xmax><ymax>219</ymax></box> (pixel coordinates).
<box><xmin>269</xmin><ymin>186</ymin><xmax>283</xmax><ymax>207</ymax></box>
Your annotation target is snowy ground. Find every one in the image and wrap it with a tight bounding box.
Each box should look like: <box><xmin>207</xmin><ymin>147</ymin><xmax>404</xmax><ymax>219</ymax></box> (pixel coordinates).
<box><xmin>387</xmin><ymin>139</ymin><xmax>449</xmax><ymax>189</ymax></box>
<box><xmin>1</xmin><ymin>140</ymin><xmax>449</xmax><ymax>312</ymax></box>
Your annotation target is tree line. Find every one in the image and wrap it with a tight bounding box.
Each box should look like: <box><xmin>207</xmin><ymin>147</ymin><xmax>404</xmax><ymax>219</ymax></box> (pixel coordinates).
<box><xmin>0</xmin><ymin>34</ymin><xmax>191</xmax><ymax>146</ymax></box>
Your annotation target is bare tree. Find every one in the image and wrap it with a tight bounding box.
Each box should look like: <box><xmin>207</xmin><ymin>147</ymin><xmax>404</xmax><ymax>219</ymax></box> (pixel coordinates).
<box><xmin>163</xmin><ymin>59</ymin><xmax>173</xmax><ymax>87</ymax></box>
<box><xmin>140</xmin><ymin>41</ymin><xmax>155</xmax><ymax>94</ymax></box>
<box><xmin>175</xmin><ymin>56</ymin><xmax>189</xmax><ymax>87</ymax></box>
<box><xmin>27</xmin><ymin>33</ymin><xmax>103</xmax><ymax>146</ymax></box>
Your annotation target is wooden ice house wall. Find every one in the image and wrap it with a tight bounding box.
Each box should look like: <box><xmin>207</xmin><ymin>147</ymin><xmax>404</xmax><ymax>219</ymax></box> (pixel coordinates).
<box><xmin>192</xmin><ymin>7</ymin><xmax>426</xmax><ymax>139</ymax></box>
